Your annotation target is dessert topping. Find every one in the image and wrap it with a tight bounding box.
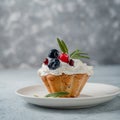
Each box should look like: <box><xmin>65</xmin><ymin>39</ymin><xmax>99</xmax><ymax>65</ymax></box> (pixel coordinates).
<box><xmin>69</xmin><ymin>59</ymin><xmax>74</xmax><ymax>66</ymax></box>
<box><xmin>70</xmin><ymin>49</ymin><xmax>89</xmax><ymax>59</ymax></box>
<box><xmin>57</xmin><ymin>38</ymin><xmax>89</xmax><ymax>60</ymax></box>
<box><xmin>48</xmin><ymin>49</ymin><xmax>59</xmax><ymax>58</ymax></box>
<box><xmin>59</xmin><ymin>53</ymin><xmax>69</xmax><ymax>63</ymax></box>
<box><xmin>43</xmin><ymin>38</ymin><xmax>90</xmax><ymax>70</ymax></box>
<box><xmin>43</xmin><ymin>58</ymin><xmax>48</xmax><ymax>65</ymax></box>
<box><xmin>48</xmin><ymin>58</ymin><xmax>60</xmax><ymax>70</ymax></box>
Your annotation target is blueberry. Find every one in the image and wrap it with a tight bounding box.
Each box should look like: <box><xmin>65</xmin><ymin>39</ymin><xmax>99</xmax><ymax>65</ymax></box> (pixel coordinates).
<box><xmin>48</xmin><ymin>49</ymin><xmax>59</xmax><ymax>58</ymax></box>
<box><xmin>48</xmin><ymin>58</ymin><xmax>60</xmax><ymax>70</ymax></box>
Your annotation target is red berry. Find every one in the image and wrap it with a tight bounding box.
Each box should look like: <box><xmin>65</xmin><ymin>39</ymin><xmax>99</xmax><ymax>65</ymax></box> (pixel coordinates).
<box><xmin>59</xmin><ymin>53</ymin><xmax>69</xmax><ymax>63</ymax></box>
<box><xmin>43</xmin><ymin>58</ymin><xmax>48</xmax><ymax>65</ymax></box>
<box><xmin>69</xmin><ymin>59</ymin><xmax>74</xmax><ymax>66</ymax></box>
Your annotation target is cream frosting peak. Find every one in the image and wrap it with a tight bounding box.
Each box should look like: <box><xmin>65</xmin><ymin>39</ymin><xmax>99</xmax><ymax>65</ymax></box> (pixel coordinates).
<box><xmin>38</xmin><ymin>59</ymin><xmax>93</xmax><ymax>76</ymax></box>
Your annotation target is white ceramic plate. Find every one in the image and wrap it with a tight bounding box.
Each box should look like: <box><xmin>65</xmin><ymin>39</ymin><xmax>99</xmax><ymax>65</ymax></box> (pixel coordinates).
<box><xmin>16</xmin><ymin>83</ymin><xmax>120</xmax><ymax>109</ymax></box>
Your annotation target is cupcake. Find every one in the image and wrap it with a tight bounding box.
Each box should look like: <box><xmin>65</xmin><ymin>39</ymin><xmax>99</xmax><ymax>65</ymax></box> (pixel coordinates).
<box><xmin>38</xmin><ymin>38</ymin><xmax>93</xmax><ymax>97</ymax></box>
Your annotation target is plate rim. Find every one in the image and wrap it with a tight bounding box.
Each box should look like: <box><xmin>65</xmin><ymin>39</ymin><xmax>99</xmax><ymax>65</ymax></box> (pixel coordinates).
<box><xmin>15</xmin><ymin>83</ymin><xmax>120</xmax><ymax>100</ymax></box>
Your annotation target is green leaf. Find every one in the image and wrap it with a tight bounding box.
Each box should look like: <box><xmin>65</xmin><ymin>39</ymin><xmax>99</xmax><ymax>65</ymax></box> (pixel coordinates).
<box><xmin>70</xmin><ymin>49</ymin><xmax>80</xmax><ymax>58</ymax></box>
<box><xmin>70</xmin><ymin>54</ymin><xmax>80</xmax><ymax>59</ymax></box>
<box><xmin>45</xmin><ymin>92</ymin><xmax>69</xmax><ymax>98</ymax></box>
<box><xmin>70</xmin><ymin>49</ymin><xmax>89</xmax><ymax>59</ymax></box>
<box><xmin>70</xmin><ymin>50</ymin><xmax>78</xmax><ymax>57</ymax></box>
<box><xmin>57</xmin><ymin>38</ymin><xmax>69</xmax><ymax>53</ymax></box>
<box><xmin>57</xmin><ymin>38</ymin><xmax>66</xmax><ymax>53</ymax></box>
<box><xmin>56</xmin><ymin>38</ymin><xmax>90</xmax><ymax>60</ymax></box>
<box><xmin>61</xmin><ymin>40</ymin><xmax>68</xmax><ymax>53</ymax></box>
<box><xmin>71</xmin><ymin>55</ymin><xmax>90</xmax><ymax>59</ymax></box>
<box><xmin>79</xmin><ymin>52</ymin><xmax>88</xmax><ymax>55</ymax></box>
<box><xmin>79</xmin><ymin>55</ymin><xmax>90</xmax><ymax>59</ymax></box>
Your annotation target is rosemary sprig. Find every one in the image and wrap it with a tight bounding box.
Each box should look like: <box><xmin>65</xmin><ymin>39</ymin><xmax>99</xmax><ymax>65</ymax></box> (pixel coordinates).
<box><xmin>61</xmin><ymin>40</ymin><xmax>68</xmax><ymax>53</ymax></box>
<box><xmin>57</xmin><ymin>38</ymin><xmax>68</xmax><ymax>53</ymax></box>
<box><xmin>57</xmin><ymin>38</ymin><xmax>90</xmax><ymax>60</ymax></box>
<box><xmin>45</xmin><ymin>92</ymin><xmax>69</xmax><ymax>98</ymax></box>
<box><xmin>70</xmin><ymin>49</ymin><xmax>90</xmax><ymax>59</ymax></box>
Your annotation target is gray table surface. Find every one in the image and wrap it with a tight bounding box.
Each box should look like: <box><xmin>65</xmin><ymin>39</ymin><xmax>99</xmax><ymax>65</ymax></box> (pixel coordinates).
<box><xmin>0</xmin><ymin>66</ymin><xmax>120</xmax><ymax>120</ymax></box>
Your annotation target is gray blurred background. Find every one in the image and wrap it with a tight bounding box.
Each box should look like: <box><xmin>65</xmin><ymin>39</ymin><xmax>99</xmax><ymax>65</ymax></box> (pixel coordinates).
<box><xmin>0</xmin><ymin>0</ymin><xmax>120</xmax><ymax>69</ymax></box>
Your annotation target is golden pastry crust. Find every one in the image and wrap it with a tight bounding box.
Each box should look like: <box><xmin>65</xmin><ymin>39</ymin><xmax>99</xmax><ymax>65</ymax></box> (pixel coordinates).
<box><xmin>41</xmin><ymin>73</ymin><xmax>89</xmax><ymax>98</ymax></box>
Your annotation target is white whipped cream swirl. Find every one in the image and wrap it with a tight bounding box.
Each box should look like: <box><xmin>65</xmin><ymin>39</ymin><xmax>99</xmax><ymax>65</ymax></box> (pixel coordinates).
<box><xmin>38</xmin><ymin>59</ymin><xmax>93</xmax><ymax>76</ymax></box>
